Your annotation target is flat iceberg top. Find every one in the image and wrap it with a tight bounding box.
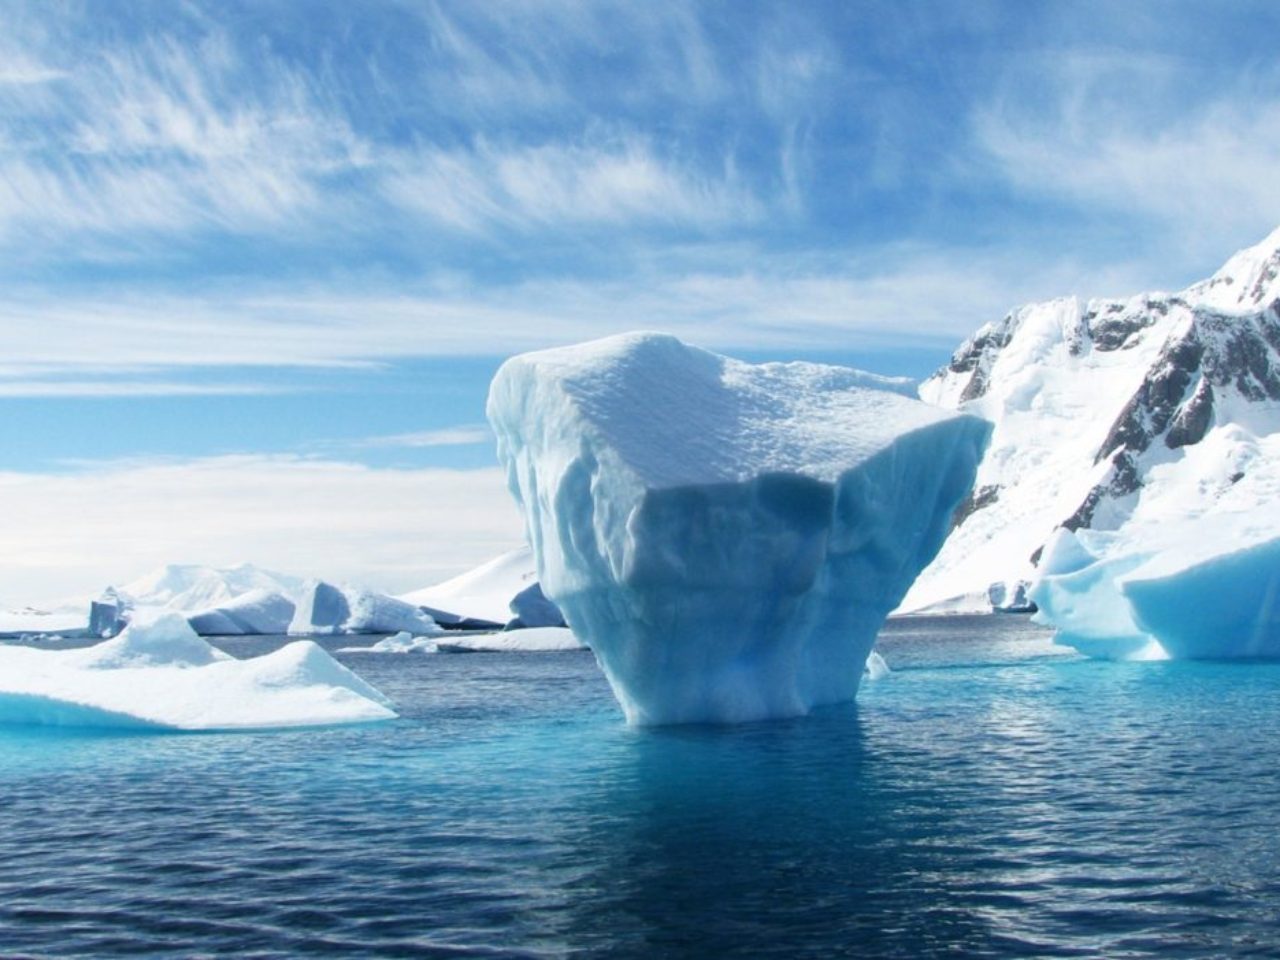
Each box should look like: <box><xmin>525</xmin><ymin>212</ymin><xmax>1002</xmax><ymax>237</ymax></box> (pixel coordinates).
<box><xmin>490</xmin><ymin>332</ymin><xmax>948</xmax><ymax>487</ymax></box>
<box><xmin>0</xmin><ymin>612</ymin><xmax>396</xmax><ymax>730</ymax></box>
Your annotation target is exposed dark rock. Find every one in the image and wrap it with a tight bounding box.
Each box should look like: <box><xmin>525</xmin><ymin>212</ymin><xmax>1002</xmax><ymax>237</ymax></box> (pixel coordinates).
<box><xmin>1166</xmin><ymin>379</ymin><xmax>1214</xmax><ymax>449</ymax></box>
<box><xmin>1096</xmin><ymin>335</ymin><xmax>1203</xmax><ymax>462</ymax></box>
<box><xmin>1063</xmin><ymin>452</ymin><xmax>1141</xmax><ymax>532</ymax></box>
<box><xmin>1089</xmin><ymin>310</ymin><xmax>1156</xmax><ymax>352</ymax></box>
<box><xmin>950</xmin><ymin>484</ymin><xmax>1000</xmax><ymax>531</ymax></box>
<box><xmin>944</xmin><ymin>317</ymin><xmax>1016</xmax><ymax>402</ymax></box>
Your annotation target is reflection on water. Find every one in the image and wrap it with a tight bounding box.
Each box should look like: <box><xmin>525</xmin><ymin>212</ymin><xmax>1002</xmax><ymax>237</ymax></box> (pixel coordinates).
<box><xmin>1</xmin><ymin>616</ymin><xmax>1279</xmax><ymax>957</ymax></box>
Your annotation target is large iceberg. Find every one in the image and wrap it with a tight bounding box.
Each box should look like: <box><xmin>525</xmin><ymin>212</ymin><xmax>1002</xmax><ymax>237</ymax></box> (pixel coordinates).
<box><xmin>0</xmin><ymin>612</ymin><xmax>396</xmax><ymax>729</ymax></box>
<box><xmin>487</xmin><ymin>332</ymin><xmax>990</xmax><ymax>724</ymax></box>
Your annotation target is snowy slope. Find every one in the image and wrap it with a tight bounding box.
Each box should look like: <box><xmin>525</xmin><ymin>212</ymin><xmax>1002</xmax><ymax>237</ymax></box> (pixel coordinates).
<box><xmin>903</xmin><ymin>225</ymin><xmax>1280</xmax><ymax>612</ymax></box>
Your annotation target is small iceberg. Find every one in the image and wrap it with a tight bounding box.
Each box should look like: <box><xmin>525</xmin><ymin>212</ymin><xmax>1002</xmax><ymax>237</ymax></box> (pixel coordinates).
<box><xmin>339</xmin><ymin>631</ymin><xmax>438</xmax><ymax>654</ymax></box>
<box><xmin>436</xmin><ymin>627</ymin><xmax>585</xmax><ymax>654</ymax></box>
<box><xmin>0</xmin><ymin>611</ymin><xmax>396</xmax><ymax>730</ymax></box>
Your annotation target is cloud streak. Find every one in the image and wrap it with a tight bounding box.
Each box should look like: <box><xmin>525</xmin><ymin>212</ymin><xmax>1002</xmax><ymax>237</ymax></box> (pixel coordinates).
<box><xmin>355</xmin><ymin>426</ymin><xmax>493</xmax><ymax>449</ymax></box>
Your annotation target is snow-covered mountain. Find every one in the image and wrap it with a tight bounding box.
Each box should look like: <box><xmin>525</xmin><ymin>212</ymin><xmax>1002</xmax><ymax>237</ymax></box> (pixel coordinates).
<box><xmin>902</xmin><ymin>225</ymin><xmax>1280</xmax><ymax>612</ymax></box>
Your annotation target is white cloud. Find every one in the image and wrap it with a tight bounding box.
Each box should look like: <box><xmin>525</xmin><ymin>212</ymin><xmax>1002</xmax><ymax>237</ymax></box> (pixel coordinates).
<box><xmin>356</xmin><ymin>426</ymin><xmax>493</xmax><ymax>448</ymax></box>
<box><xmin>0</xmin><ymin>455</ymin><xmax>524</xmax><ymax>608</ymax></box>
<box><xmin>0</xmin><ymin>242</ymin><xmax>1180</xmax><ymax>376</ymax></box>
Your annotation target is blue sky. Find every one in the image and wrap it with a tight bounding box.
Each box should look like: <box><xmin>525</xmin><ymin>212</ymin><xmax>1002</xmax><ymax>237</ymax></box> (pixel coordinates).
<box><xmin>3</xmin><ymin>0</ymin><xmax>1280</xmax><ymax>604</ymax></box>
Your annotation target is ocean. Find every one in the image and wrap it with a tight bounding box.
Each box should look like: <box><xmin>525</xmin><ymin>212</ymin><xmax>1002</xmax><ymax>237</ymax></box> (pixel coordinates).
<box><xmin>2</xmin><ymin>616</ymin><xmax>1278</xmax><ymax>958</ymax></box>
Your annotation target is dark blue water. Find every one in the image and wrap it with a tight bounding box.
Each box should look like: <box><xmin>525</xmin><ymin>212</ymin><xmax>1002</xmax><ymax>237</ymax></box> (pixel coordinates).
<box><xmin>2</xmin><ymin>616</ymin><xmax>1279</xmax><ymax>958</ymax></box>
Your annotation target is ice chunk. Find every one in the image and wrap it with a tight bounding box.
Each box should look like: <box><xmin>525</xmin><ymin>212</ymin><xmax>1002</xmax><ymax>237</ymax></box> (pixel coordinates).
<box><xmin>487</xmin><ymin>332</ymin><xmax>990</xmax><ymax>724</ymax></box>
<box><xmin>340</xmin><ymin>631</ymin><xmax>438</xmax><ymax>654</ymax></box>
<box><xmin>505</xmin><ymin>581</ymin><xmax>567</xmax><ymax>630</ymax></box>
<box><xmin>0</xmin><ymin>611</ymin><xmax>395</xmax><ymax>729</ymax></box>
<box><xmin>289</xmin><ymin>582</ymin><xmax>440</xmax><ymax>636</ymax></box>
<box><xmin>289</xmin><ymin>580</ymin><xmax>352</xmax><ymax>635</ymax></box>
<box><xmin>399</xmin><ymin>545</ymin><xmax>560</xmax><ymax>630</ymax></box>
<box><xmin>1122</xmin><ymin>536</ymin><xmax>1280</xmax><ymax>659</ymax></box>
<box><xmin>187</xmin><ymin>589</ymin><xmax>296</xmax><ymax>636</ymax></box>
<box><xmin>863</xmin><ymin>650</ymin><xmax>891</xmax><ymax>681</ymax></box>
<box><xmin>436</xmin><ymin>627</ymin><xmax>584</xmax><ymax>653</ymax></box>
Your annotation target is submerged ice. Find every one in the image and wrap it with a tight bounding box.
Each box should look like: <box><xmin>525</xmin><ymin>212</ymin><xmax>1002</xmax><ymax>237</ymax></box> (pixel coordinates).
<box><xmin>0</xmin><ymin>612</ymin><xmax>396</xmax><ymax>730</ymax></box>
<box><xmin>488</xmin><ymin>332</ymin><xmax>990</xmax><ymax>724</ymax></box>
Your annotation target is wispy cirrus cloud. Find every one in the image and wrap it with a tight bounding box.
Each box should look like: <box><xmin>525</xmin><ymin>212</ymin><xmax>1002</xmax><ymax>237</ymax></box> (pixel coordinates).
<box><xmin>386</xmin><ymin>136</ymin><xmax>762</xmax><ymax>233</ymax></box>
<box><xmin>0</xmin><ymin>240</ymin><xmax>1179</xmax><ymax>380</ymax></box>
<box><xmin>973</xmin><ymin>50</ymin><xmax>1280</xmax><ymax>259</ymax></box>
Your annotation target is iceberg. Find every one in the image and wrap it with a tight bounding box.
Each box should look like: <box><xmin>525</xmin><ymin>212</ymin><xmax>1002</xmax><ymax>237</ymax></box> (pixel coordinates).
<box><xmin>436</xmin><ymin>627</ymin><xmax>584</xmax><ymax>653</ymax></box>
<box><xmin>288</xmin><ymin>581</ymin><xmax>441</xmax><ymax>636</ymax></box>
<box><xmin>505</xmin><ymin>581</ymin><xmax>567</xmax><ymax>630</ymax></box>
<box><xmin>1122</xmin><ymin>537</ymin><xmax>1280</xmax><ymax>659</ymax></box>
<box><xmin>340</xmin><ymin>631</ymin><xmax>438</xmax><ymax>654</ymax></box>
<box><xmin>399</xmin><ymin>545</ymin><xmax>563</xmax><ymax>630</ymax></box>
<box><xmin>487</xmin><ymin>332</ymin><xmax>990</xmax><ymax>724</ymax></box>
<box><xmin>0</xmin><ymin>612</ymin><xmax>396</xmax><ymax>729</ymax></box>
<box><xmin>187</xmin><ymin>589</ymin><xmax>296</xmax><ymax>636</ymax></box>
<box><xmin>1031</xmin><ymin>435</ymin><xmax>1280</xmax><ymax>660</ymax></box>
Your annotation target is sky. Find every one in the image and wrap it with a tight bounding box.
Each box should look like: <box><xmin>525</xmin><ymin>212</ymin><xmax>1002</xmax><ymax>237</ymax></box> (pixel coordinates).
<box><xmin>3</xmin><ymin>0</ymin><xmax>1280</xmax><ymax>606</ymax></box>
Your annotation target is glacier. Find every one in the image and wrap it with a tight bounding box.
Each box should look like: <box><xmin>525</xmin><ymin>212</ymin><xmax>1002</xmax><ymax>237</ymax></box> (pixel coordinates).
<box><xmin>0</xmin><ymin>611</ymin><xmax>396</xmax><ymax>730</ymax></box>
<box><xmin>487</xmin><ymin>332</ymin><xmax>990</xmax><ymax>725</ymax></box>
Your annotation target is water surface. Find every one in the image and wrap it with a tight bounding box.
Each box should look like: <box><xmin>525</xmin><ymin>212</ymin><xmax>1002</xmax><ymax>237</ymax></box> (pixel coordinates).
<box><xmin>2</xmin><ymin>616</ymin><xmax>1278</xmax><ymax>958</ymax></box>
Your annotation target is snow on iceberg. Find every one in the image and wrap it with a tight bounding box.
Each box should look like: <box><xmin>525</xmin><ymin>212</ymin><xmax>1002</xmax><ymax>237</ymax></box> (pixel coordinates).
<box><xmin>487</xmin><ymin>332</ymin><xmax>990</xmax><ymax>724</ymax></box>
<box><xmin>187</xmin><ymin>589</ymin><xmax>296</xmax><ymax>636</ymax></box>
<box><xmin>0</xmin><ymin>611</ymin><xmax>396</xmax><ymax>730</ymax></box>
<box><xmin>288</xmin><ymin>581</ymin><xmax>441</xmax><ymax>636</ymax></box>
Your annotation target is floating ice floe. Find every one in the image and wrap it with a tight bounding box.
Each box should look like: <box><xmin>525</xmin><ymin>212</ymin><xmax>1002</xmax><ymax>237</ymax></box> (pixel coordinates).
<box><xmin>435</xmin><ymin>627</ymin><xmax>585</xmax><ymax>654</ymax></box>
<box><xmin>0</xmin><ymin>611</ymin><xmax>396</xmax><ymax>730</ymax></box>
<box><xmin>488</xmin><ymin>332</ymin><xmax>989</xmax><ymax>724</ymax></box>
<box><xmin>339</xmin><ymin>631</ymin><xmax>438</xmax><ymax>654</ymax></box>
